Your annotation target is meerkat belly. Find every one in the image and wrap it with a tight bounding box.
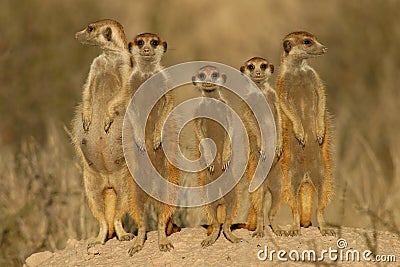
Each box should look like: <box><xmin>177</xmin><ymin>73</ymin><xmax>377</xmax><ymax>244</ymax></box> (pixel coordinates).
<box><xmin>144</xmin><ymin>101</ymin><xmax>168</xmax><ymax>175</ymax></box>
<box><xmin>288</xmin><ymin>72</ymin><xmax>322</xmax><ymax>169</ymax></box>
<box><xmin>80</xmin><ymin>74</ymin><xmax>126</xmax><ymax>173</ymax></box>
<box><xmin>202</xmin><ymin>119</ymin><xmax>226</xmax><ymax>180</ymax></box>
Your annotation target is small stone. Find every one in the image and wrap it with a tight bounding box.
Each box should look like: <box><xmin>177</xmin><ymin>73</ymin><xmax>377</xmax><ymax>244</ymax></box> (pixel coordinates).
<box><xmin>25</xmin><ymin>251</ymin><xmax>53</xmax><ymax>267</ymax></box>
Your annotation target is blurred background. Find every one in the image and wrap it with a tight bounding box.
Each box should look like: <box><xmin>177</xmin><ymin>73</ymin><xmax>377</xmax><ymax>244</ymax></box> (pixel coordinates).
<box><xmin>1</xmin><ymin>0</ymin><xmax>400</xmax><ymax>265</ymax></box>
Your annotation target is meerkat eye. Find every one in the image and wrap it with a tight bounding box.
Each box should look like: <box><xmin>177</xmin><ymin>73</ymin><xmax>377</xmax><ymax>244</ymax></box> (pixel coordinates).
<box><xmin>87</xmin><ymin>26</ymin><xmax>94</xmax><ymax>32</ymax></box>
<box><xmin>198</xmin><ymin>73</ymin><xmax>206</xmax><ymax>80</ymax></box>
<box><xmin>137</xmin><ymin>40</ymin><xmax>144</xmax><ymax>47</ymax></box>
<box><xmin>303</xmin><ymin>39</ymin><xmax>313</xmax><ymax>45</ymax></box>
<box><xmin>260</xmin><ymin>63</ymin><xmax>267</xmax><ymax>70</ymax></box>
<box><xmin>151</xmin><ymin>40</ymin><xmax>159</xmax><ymax>47</ymax></box>
<box><xmin>211</xmin><ymin>72</ymin><xmax>219</xmax><ymax>79</ymax></box>
<box><xmin>248</xmin><ymin>64</ymin><xmax>255</xmax><ymax>70</ymax></box>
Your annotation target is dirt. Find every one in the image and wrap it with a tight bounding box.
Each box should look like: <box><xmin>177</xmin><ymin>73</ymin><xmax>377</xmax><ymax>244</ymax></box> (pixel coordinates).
<box><xmin>24</xmin><ymin>226</ymin><xmax>399</xmax><ymax>266</ymax></box>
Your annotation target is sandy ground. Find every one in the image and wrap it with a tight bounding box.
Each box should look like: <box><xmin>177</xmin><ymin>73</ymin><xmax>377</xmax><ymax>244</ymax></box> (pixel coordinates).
<box><xmin>25</xmin><ymin>226</ymin><xmax>399</xmax><ymax>266</ymax></box>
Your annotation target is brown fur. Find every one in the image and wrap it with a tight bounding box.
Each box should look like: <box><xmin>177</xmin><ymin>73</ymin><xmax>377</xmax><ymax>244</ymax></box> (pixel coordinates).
<box><xmin>240</xmin><ymin>57</ymin><xmax>283</xmax><ymax>238</ymax></box>
<box><xmin>72</xmin><ymin>19</ymin><xmax>134</xmax><ymax>249</ymax></box>
<box><xmin>125</xmin><ymin>33</ymin><xmax>180</xmax><ymax>255</ymax></box>
<box><xmin>192</xmin><ymin>65</ymin><xmax>242</xmax><ymax>247</ymax></box>
<box><xmin>275</xmin><ymin>31</ymin><xmax>334</xmax><ymax>236</ymax></box>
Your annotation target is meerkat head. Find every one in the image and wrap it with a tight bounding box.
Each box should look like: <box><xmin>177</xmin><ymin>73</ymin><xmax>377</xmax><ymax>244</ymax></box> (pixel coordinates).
<box><xmin>128</xmin><ymin>33</ymin><xmax>167</xmax><ymax>64</ymax></box>
<box><xmin>192</xmin><ymin>65</ymin><xmax>227</xmax><ymax>95</ymax></box>
<box><xmin>75</xmin><ymin>19</ymin><xmax>127</xmax><ymax>51</ymax></box>
<box><xmin>240</xmin><ymin>57</ymin><xmax>274</xmax><ymax>83</ymax></box>
<box><xmin>282</xmin><ymin>31</ymin><xmax>327</xmax><ymax>59</ymax></box>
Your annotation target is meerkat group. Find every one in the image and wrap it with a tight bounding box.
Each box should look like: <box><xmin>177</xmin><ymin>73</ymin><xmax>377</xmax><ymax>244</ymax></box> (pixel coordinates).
<box><xmin>72</xmin><ymin>19</ymin><xmax>335</xmax><ymax>255</ymax></box>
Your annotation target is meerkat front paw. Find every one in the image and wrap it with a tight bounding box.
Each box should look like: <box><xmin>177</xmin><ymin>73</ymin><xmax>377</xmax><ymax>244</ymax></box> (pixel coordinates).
<box><xmin>82</xmin><ymin>111</ymin><xmax>92</xmax><ymax>133</ymax></box>
<box><xmin>258</xmin><ymin>149</ymin><xmax>266</xmax><ymax>161</ymax></box>
<box><xmin>104</xmin><ymin>116</ymin><xmax>114</xmax><ymax>133</ymax></box>
<box><xmin>208</xmin><ymin>164</ymin><xmax>215</xmax><ymax>174</ymax></box>
<box><xmin>153</xmin><ymin>132</ymin><xmax>162</xmax><ymax>150</ymax></box>
<box><xmin>294</xmin><ymin>123</ymin><xmax>305</xmax><ymax>146</ymax></box>
<box><xmin>222</xmin><ymin>151</ymin><xmax>231</xmax><ymax>171</ymax></box>
<box><xmin>316</xmin><ymin>122</ymin><xmax>325</xmax><ymax>145</ymax></box>
<box><xmin>135</xmin><ymin>138</ymin><xmax>146</xmax><ymax>152</ymax></box>
<box><xmin>276</xmin><ymin>145</ymin><xmax>283</xmax><ymax>158</ymax></box>
<box><xmin>222</xmin><ymin>159</ymin><xmax>230</xmax><ymax>171</ymax></box>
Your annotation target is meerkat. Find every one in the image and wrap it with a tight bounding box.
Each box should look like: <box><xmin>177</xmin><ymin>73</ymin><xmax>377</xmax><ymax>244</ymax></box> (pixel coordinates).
<box><xmin>191</xmin><ymin>65</ymin><xmax>242</xmax><ymax>247</ymax></box>
<box><xmin>274</xmin><ymin>31</ymin><xmax>334</xmax><ymax>236</ymax></box>
<box><xmin>239</xmin><ymin>57</ymin><xmax>284</xmax><ymax>237</ymax></box>
<box><xmin>72</xmin><ymin>19</ymin><xmax>135</xmax><ymax>249</ymax></box>
<box><xmin>124</xmin><ymin>33</ymin><xmax>180</xmax><ymax>254</ymax></box>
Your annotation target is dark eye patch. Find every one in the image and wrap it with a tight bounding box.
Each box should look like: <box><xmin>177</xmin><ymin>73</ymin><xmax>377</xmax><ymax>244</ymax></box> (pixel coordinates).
<box><xmin>198</xmin><ymin>72</ymin><xmax>206</xmax><ymax>80</ymax></box>
<box><xmin>87</xmin><ymin>26</ymin><xmax>94</xmax><ymax>32</ymax></box>
<box><xmin>137</xmin><ymin>40</ymin><xmax>144</xmax><ymax>46</ymax></box>
<box><xmin>260</xmin><ymin>63</ymin><xmax>267</xmax><ymax>69</ymax></box>
<box><xmin>248</xmin><ymin>64</ymin><xmax>255</xmax><ymax>70</ymax></box>
<box><xmin>211</xmin><ymin>72</ymin><xmax>219</xmax><ymax>79</ymax></box>
<box><xmin>151</xmin><ymin>39</ymin><xmax>159</xmax><ymax>46</ymax></box>
<box><xmin>304</xmin><ymin>39</ymin><xmax>313</xmax><ymax>45</ymax></box>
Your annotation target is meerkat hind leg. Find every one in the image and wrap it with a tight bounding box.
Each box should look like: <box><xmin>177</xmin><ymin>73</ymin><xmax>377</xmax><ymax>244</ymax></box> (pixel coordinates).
<box><xmin>201</xmin><ymin>203</ymin><xmax>221</xmax><ymax>247</ymax></box>
<box><xmin>268</xmin><ymin>195</ymin><xmax>286</xmax><ymax>236</ymax></box>
<box><xmin>84</xmin><ymin>170</ymin><xmax>109</xmax><ymax>249</ymax></box>
<box><xmin>113</xmin><ymin>195</ymin><xmax>134</xmax><ymax>241</ymax></box>
<box><xmin>316</xmin><ymin>186</ymin><xmax>335</xmax><ymax>236</ymax></box>
<box><xmin>251</xmin><ymin>187</ymin><xmax>266</xmax><ymax>238</ymax></box>
<box><xmin>128</xmin><ymin>215</ymin><xmax>146</xmax><ymax>255</ymax></box>
<box><xmin>128</xmin><ymin>192</ymin><xmax>147</xmax><ymax>255</ymax></box>
<box><xmin>157</xmin><ymin>203</ymin><xmax>175</xmax><ymax>251</ymax></box>
<box><xmin>222</xmin><ymin>191</ymin><xmax>242</xmax><ymax>243</ymax></box>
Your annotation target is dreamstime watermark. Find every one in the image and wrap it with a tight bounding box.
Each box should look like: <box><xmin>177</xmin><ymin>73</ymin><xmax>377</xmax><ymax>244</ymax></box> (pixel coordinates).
<box><xmin>122</xmin><ymin>61</ymin><xmax>277</xmax><ymax>207</ymax></box>
<box><xmin>257</xmin><ymin>238</ymin><xmax>397</xmax><ymax>263</ymax></box>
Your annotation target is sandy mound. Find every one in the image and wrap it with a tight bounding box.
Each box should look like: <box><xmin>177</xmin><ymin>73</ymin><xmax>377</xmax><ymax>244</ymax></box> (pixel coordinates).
<box><xmin>25</xmin><ymin>226</ymin><xmax>399</xmax><ymax>266</ymax></box>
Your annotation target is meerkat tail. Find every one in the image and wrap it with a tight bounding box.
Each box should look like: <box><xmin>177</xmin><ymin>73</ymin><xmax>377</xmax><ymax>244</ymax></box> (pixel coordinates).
<box><xmin>104</xmin><ymin>188</ymin><xmax>117</xmax><ymax>238</ymax></box>
<box><xmin>299</xmin><ymin>181</ymin><xmax>314</xmax><ymax>227</ymax></box>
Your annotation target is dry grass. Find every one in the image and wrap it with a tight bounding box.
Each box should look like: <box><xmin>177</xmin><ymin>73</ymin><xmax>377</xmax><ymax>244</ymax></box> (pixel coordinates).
<box><xmin>1</xmin><ymin>0</ymin><xmax>400</xmax><ymax>265</ymax></box>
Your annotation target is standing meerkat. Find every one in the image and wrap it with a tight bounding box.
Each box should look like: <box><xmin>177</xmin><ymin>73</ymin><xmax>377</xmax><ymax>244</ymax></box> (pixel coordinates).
<box><xmin>275</xmin><ymin>31</ymin><xmax>334</xmax><ymax>236</ymax></box>
<box><xmin>239</xmin><ymin>57</ymin><xmax>283</xmax><ymax>237</ymax></box>
<box><xmin>124</xmin><ymin>33</ymin><xmax>180</xmax><ymax>254</ymax></box>
<box><xmin>192</xmin><ymin>65</ymin><xmax>241</xmax><ymax>247</ymax></box>
<box><xmin>72</xmin><ymin>19</ymin><xmax>134</xmax><ymax>249</ymax></box>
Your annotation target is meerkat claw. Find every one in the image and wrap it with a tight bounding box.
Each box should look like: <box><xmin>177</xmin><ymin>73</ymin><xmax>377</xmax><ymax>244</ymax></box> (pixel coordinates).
<box><xmin>82</xmin><ymin>116</ymin><xmax>91</xmax><ymax>133</ymax></box>
<box><xmin>208</xmin><ymin>164</ymin><xmax>215</xmax><ymax>174</ymax></box>
<box><xmin>222</xmin><ymin>160</ymin><xmax>230</xmax><ymax>171</ymax></box>
<box><xmin>317</xmin><ymin>134</ymin><xmax>325</xmax><ymax>145</ymax></box>
<box><xmin>259</xmin><ymin>149</ymin><xmax>266</xmax><ymax>161</ymax></box>
<box><xmin>104</xmin><ymin>118</ymin><xmax>113</xmax><ymax>133</ymax></box>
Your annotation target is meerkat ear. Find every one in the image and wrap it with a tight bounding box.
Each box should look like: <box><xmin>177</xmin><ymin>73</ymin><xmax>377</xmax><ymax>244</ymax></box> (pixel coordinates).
<box><xmin>103</xmin><ymin>27</ymin><xmax>112</xmax><ymax>41</ymax></box>
<box><xmin>192</xmin><ymin>75</ymin><xmax>197</xmax><ymax>85</ymax></box>
<box><xmin>240</xmin><ymin>66</ymin><xmax>245</xmax><ymax>73</ymax></box>
<box><xmin>163</xmin><ymin>41</ymin><xmax>167</xmax><ymax>53</ymax></box>
<box><xmin>128</xmin><ymin>42</ymin><xmax>133</xmax><ymax>52</ymax></box>
<box><xmin>221</xmin><ymin>74</ymin><xmax>227</xmax><ymax>84</ymax></box>
<box><xmin>270</xmin><ymin>64</ymin><xmax>275</xmax><ymax>73</ymax></box>
<box><xmin>283</xmin><ymin>40</ymin><xmax>293</xmax><ymax>54</ymax></box>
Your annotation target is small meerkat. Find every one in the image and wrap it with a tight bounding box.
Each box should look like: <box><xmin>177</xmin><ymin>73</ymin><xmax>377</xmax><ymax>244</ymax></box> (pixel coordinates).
<box><xmin>275</xmin><ymin>31</ymin><xmax>334</xmax><ymax>236</ymax></box>
<box><xmin>125</xmin><ymin>33</ymin><xmax>180</xmax><ymax>254</ymax></box>
<box><xmin>192</xmin><ymin>65</ymin><xmax>241</xmax><ymax>247</ymax></box>
<box><xmin>72</xmin><ymin>19</ymin><xmax>134</xmax><ymax>249</ymax></box>
<box><xmin>239</xmin><ymin>57</ymin><xmax>283</xmax><ymax>237</ymax></box>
